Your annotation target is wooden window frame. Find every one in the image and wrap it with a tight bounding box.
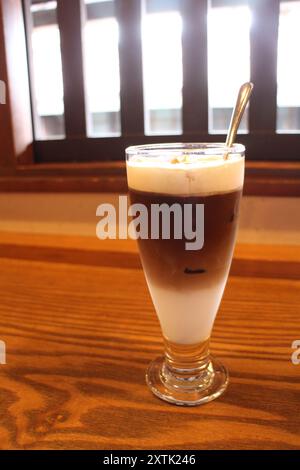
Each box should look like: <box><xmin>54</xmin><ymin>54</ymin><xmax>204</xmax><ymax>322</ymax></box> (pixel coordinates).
<box><xmin>0</xmin><ymin>0</ymin><xmax>300</xmax><ymax>196</ymax></box>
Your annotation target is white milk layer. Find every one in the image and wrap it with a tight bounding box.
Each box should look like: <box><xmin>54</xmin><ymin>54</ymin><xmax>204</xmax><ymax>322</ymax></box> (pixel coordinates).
<box><xmin>145</xmin><ymin>277</ymin><xmax>228</xmax><ymax>345</ymax></box>
<box><xmin>127</xmin><ymin>153</ymin><xmax>245</xmax><ymax>196</ymax></box>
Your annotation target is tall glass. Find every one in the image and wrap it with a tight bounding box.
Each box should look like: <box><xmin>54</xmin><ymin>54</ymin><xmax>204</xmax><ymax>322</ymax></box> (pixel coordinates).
<box><xmin>126</xmin><ymin>143</ymin><xmax>245</xmax><ymax>406</ymax></box>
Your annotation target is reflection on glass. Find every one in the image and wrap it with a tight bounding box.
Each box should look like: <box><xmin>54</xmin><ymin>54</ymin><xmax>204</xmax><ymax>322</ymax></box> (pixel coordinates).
<box><xmin>142</xmin><ymin>7</ymin><xmax>183</xmax><ymax>135</ymax></box>
<box><xmin>277</xmin><ymin>1</ymin><xmax>300</xmax><ymax>132</ymax></box>
<box><xmin>208</xmin><ymin>4</ymin><xmax>251</xmax><ymax>133</ymax></box>
<box><xmin>30</xmin><ymin>1</ymin><xmax>65</xmax><ymax>139</ymax></box>
<box><xmin>83</xmin><ymin>0</ymin><xmax>121</xmax><ymax>137</ymax></box>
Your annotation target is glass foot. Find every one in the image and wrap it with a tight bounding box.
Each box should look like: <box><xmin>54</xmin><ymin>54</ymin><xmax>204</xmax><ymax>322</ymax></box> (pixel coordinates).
<box><xmin>146</xmin><ymin>355</ymin><xmax>228</xmax><ymax>406</ymax></box>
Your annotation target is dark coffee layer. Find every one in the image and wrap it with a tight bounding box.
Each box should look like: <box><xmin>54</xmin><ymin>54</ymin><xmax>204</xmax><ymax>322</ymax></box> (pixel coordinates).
<box><xmin>129</xmin><ymin>188</ymin><xmax>242</xmax><ymax>290</ymax></box>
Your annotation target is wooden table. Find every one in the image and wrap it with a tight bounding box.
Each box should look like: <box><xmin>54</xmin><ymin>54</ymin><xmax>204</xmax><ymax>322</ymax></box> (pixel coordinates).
<box><xmin>0</xmin><ymin>233</ymin><xmax>299</xmax><ymax>450</ymax></box>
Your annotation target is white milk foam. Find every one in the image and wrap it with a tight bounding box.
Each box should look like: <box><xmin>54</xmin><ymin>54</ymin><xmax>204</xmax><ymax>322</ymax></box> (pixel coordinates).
<box><xmin>127</xmin><ymin>153</ymin><xmax>245</xmax><ymax>196</ymax></box>
<box><xmin>127</xmin><ymin>152</ymin><xmax>244</xmax><ymax>344</ymax></box>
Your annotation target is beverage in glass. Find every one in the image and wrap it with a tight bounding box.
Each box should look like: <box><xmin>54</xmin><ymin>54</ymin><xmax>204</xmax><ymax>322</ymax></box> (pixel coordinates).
<box><xmin>126</xmin><ymin>143</ymin><xmax>244</xmax><ymax>405</ymax></box>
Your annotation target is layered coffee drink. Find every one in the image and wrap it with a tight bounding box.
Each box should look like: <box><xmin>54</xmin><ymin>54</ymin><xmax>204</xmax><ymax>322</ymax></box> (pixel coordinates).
<box><xmin>126</xmin><ymin>143</ymin><xmax>245</xmax><ymax>405</ymax></box>
<box><xmin>127</xmin><ymin>153</ymin><xmax>243</xmax><ymax>345</ymax></box>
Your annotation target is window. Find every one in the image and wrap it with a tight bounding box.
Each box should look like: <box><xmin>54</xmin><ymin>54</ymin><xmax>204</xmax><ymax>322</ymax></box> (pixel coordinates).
<box><xmin>83</xmin><ymin>0</ymin><xmax>121</xmax><ymax>137</ymax></box>
<box><xmin>30</xmin><ymin>1</ymin><xmax>65</xmax><ymax>139</ymax></box>
<box><xmin>277</xmin><ymin>1</ymin><xmax>300</xmax><ymax>132</ymax></box>
<box><xmin>142</xmin><ymin>1</ymin><xmax>183</xmax><ymax>135</ymax></box>
<box><xmin>0</xmin><ymin>0</ymin><xmax>299</xmax><ymax>195</ymax></box>
<box><xmin>208</xmin><ymin>3</ymin><xmax>251</xmax><ymax>133</ymax></box>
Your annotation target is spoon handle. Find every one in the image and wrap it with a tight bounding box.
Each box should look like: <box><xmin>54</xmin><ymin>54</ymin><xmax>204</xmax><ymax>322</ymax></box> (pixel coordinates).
<box><xmin>225</xmin><ymin>82</ymin><xmax>254</xmax><ymax>149</ymax></box>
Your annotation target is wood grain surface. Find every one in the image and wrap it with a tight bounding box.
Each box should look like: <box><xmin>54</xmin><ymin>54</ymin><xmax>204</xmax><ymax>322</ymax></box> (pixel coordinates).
<box><xmin>0</xmin><ymin>233</ymin><xmax>299</xmax><ymax>450</ymax></box>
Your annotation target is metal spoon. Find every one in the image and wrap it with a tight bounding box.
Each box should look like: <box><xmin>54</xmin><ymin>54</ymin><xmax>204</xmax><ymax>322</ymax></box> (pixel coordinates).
<box><xmin>225</xmin><ymin>82</ymin><xmax>254</xmax><ymax>158</ymax></box>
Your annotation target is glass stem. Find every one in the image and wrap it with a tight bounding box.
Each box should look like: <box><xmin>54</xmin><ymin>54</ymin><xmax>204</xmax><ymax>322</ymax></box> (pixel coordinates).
<box><xmin>162</xmin><ymin>338</ymin><xmax>213</xmax><ymax>390</ymax></box>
